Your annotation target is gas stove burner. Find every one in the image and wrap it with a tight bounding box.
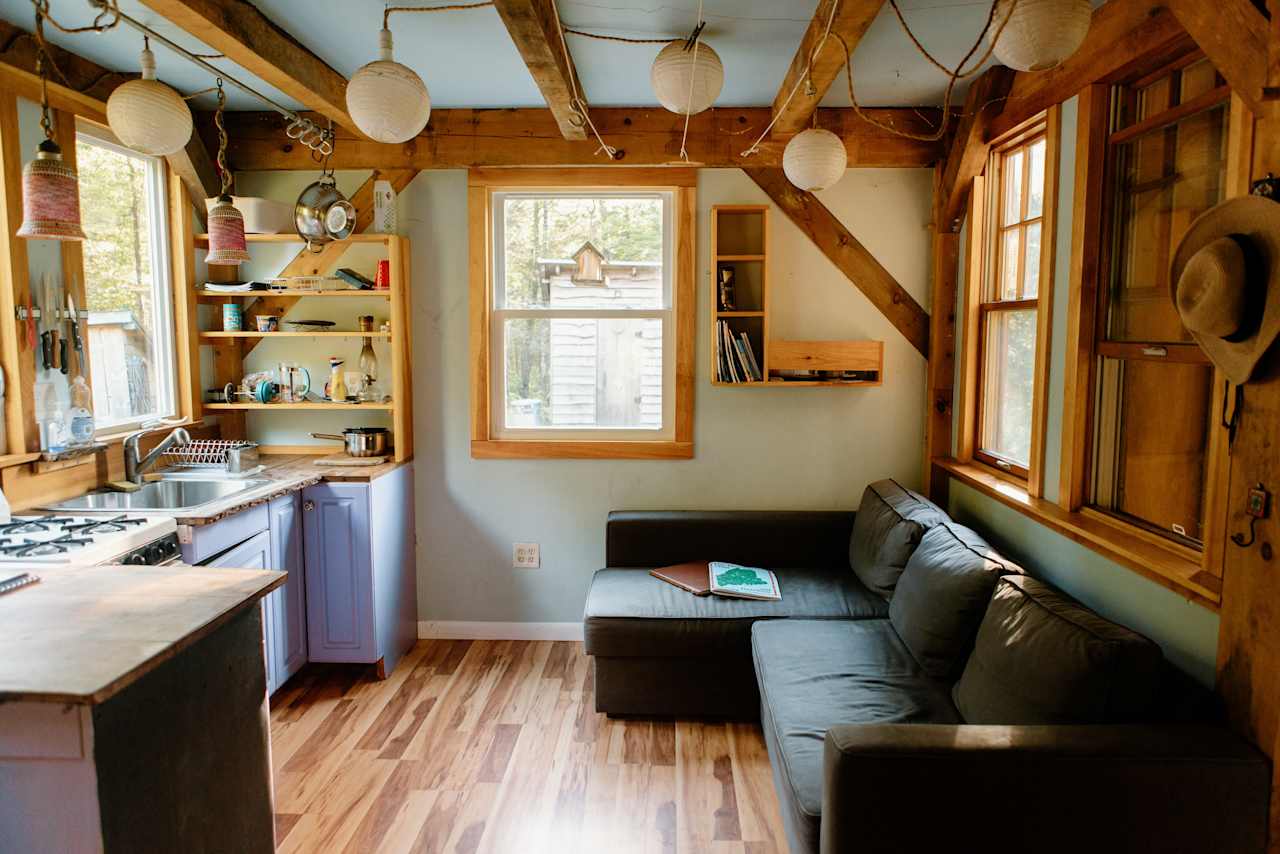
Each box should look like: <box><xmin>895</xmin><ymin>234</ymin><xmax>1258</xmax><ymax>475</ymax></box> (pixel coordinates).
<box><xmin>0</xmin><ymin>533</ymin><xmax>95</xmax><ymax>557</ymax></box>
<box><xmin>62</xmin><ymin>515</ymin><xmax>147</xmax><ymax>536</ymax></box>
<box><xmin>0</xmin><ymin>517</ymin><xmax>79</xmax><ymax>536</ymax></box>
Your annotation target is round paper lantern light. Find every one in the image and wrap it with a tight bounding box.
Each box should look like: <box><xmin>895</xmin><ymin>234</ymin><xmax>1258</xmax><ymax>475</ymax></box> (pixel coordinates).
<box><xmin>782</xmin><ymin>129</ymin><xmax>846</xmax><ymax>192</ymax></box>
<box><xmin>107</xmin><ymin>46</ymin><xmax>193</xmax><ymax>156</ymax></box>
<box><xmin>347</xmin><ymin>28</ymin><xmax>431</xmax><ymax>143</ymax></box>
<box><xmin>651</xmin><ymin>40</ymin><xmax>724</xmax><ymax>116</ymax></box>
<box><xmin>990</xmin><ymin>0</ymin><xmax>1092</xmax><ymax>72</ymax></box>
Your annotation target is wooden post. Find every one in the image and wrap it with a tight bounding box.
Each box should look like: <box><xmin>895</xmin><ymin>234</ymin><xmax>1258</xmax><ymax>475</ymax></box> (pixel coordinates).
<box><xmin>0</xmin><ymin>92</ymin><xmax>36</xmax><ymax>454</ymax></box>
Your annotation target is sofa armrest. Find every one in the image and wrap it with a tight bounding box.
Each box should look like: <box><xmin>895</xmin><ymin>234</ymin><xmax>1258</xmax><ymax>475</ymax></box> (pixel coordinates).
<box><xmin>605</xmin><ymin>510</ymin><xmax>854</xmax><ymax>570</ymax></box>
<box><xmin>822</xmin><ymin>724</ymin><xmax>1270</xmax><ymax>854</ymax></box>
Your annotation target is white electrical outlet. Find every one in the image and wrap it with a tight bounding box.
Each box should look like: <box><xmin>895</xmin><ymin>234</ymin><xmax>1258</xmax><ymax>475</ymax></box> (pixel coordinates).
<box><xmin>513</xmin><ymin>542</ymin><xmax>540</xmax><ymax>568</ymax></box>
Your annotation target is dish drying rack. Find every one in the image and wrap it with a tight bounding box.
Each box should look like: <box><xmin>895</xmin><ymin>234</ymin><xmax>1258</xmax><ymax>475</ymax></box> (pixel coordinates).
<box><xmin>160</xmin><ymin>440</ymin><xmax>263</xmax><ymax>477</ymax></box>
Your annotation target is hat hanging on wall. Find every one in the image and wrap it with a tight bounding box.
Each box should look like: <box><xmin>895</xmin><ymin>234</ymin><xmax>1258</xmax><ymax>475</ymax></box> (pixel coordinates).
<box><xmin>1170</xmin><ymin>196</ymin><xmax>1280</xmax><ymax>385</ymax></box>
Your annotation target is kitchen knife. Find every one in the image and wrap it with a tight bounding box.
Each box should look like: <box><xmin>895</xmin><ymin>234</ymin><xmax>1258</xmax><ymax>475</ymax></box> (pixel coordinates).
<box><xmin>68</xmin><ymin>293</ymin><xmax>84</xmax><ymax>356</ymax></box>
<box><xmin>59</xmin><ymin>337</ymin><xmax>68</xmax><ymax>374</ymax></box>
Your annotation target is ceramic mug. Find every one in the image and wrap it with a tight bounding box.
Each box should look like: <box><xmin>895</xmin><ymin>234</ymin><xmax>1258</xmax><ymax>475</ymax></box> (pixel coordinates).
<box><xmin>256</xmin><ymin>315</ymin><xmax>279</xmax><ymax>333</ymax></box>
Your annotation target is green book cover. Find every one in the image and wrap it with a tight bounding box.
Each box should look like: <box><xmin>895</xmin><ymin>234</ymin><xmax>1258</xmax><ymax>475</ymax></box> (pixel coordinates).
<box><xmin>709</xmin><ymin>562</ymin><xmax>781</xmax><ymax>601</ymax></box>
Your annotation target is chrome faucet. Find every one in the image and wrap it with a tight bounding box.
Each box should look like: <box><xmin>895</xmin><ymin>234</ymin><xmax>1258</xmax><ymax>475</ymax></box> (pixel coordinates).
<box><xmin>123</xmin><ymin>425</ymin><xmax>192</xmax><ymax>484</ymax></box>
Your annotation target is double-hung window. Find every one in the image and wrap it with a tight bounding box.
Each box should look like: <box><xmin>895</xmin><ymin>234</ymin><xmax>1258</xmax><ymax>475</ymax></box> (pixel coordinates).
<box><xmin>1087</xmin><ymin>55</ymin><xmax>1229</xmax><ymax>547</ymax></box>
<box><xmin>963</xmin><ymin>113</ymin><xmax>1057</xmax><ymax>490</ymax></box>
<box><xmin>76</xmin><ymin>126</ymin><xmax>177</xmax><ymax>431</ymax></box>
<box><xmin>470</xmin><ymin>171</ymin><xmax>695</xmax><ymax>458</ymax></box>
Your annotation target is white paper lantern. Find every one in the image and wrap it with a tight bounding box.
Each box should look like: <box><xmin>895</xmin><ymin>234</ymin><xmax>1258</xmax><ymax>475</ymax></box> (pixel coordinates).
<box><xmin>106</xmin><ymin>47</ymin><xmax>193</xmax><ymax>156</ymax></box>
<box><xmin>783</xmin><ymin>129</ymin><xmax>846</xmax><ymax>192</ymax></box>
<box><xmin>651</xmin><ymin>40</ymin><xmax>724</xmax><ymax>116</ymax></box>
<box><xmin>347</xmin><ymin>28</ymin><xmax>431</xmax><ymax>143</ymax></box>
<box><xmin>990</xmin><ymin>0</ymin><xmax>1092</xmax><ymax>72</ymax></box>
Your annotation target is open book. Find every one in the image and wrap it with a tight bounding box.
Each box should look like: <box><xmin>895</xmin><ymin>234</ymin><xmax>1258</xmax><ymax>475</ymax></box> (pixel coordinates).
<box><xmin>709</xmin><ymin>562</ymin><xmax>781</xmax><ymax>601</ymax></box>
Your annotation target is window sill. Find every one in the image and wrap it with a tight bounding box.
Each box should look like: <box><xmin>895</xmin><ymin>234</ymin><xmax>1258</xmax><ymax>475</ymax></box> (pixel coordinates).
<box><xmin>932</xmin><ymin>457</ymin><xmax>1221</xmax><ymax>611</ymax></box>
<box><xmin>472</xmin><ymin>440</ymin><xmax>693</xmax><ymax>460</ymax></box>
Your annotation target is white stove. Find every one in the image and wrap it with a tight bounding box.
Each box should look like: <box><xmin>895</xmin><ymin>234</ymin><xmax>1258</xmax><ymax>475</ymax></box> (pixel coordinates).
<box><xmin>0</xmin><ymin>515</ymin><xmax>182</xmax><ymax>566</ymax></box>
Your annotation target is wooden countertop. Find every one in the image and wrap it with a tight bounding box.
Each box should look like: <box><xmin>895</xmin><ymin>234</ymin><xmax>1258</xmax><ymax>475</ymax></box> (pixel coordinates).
<box><xmin>0</xmin><ymin>563</ymin><xmax>284</xmax><ymax>705</ymax></box>
<box><xmin>169</xmin><ymin>455</ymin><xmax>411</xmax><ymax>525</ymax></box>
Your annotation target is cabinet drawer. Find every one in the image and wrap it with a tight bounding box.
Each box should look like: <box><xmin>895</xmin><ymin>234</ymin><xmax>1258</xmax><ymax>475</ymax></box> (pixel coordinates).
<box><xmin>180</xmin><ymin>503</ymin><xmax>269</xmax><ymax>564</ymax></box>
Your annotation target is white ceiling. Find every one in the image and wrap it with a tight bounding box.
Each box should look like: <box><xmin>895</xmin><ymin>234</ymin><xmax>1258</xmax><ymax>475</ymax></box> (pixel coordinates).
<box><xmin>0</xmin><ymin>0</ymin><xmax>1062</xmax><ymax>114</ymax></box>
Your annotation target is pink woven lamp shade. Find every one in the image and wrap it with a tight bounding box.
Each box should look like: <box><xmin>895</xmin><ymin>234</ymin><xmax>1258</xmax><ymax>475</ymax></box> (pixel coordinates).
<box><xmin>16</xmin><ymin>140</ymin><xmax>85</xmax><ymax>241</ymax></box>
<box><xmin>207</xmin><ymin>195</ymin><xmax>250</xmax><ymax>265</ymax></box>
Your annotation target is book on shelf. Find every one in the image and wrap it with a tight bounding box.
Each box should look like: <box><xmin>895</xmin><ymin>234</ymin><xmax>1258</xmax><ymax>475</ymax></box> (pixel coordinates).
<box><xmin>715</xmin><ymin>320</ymin><xmax>762</xmax><ymax>383</ymax></box>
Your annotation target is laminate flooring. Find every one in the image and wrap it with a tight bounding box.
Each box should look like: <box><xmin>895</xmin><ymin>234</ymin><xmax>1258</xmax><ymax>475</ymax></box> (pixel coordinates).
<box><xmin>269</xmin><ymin>639</ymin><xmax>788</xmax><ymax>853</ymax></box>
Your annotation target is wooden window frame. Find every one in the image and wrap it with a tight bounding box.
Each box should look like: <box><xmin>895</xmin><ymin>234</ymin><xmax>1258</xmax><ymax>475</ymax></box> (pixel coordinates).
<box><xmin>1059</xmin><ymin>53</ymin><xmax>1250</xmax><ymax>600</ymax></box>
<box><xmin>958</xmin><ymin>108</ymin><xmax>1060</xmax><ymax>495</ymax></box>
<box><xmin>468</xmin><ymin>168</ymin><xmax>696</xmax><ymax>460</ymax></box>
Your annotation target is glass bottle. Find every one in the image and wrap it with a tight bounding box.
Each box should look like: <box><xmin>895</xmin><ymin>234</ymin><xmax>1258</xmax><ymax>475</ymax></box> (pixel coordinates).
<box><xmin>357</xmin><ymin>315</ymin><xmax>378</xmax><ymax>382</ymax></box>
<box><xmin>67</xmin><ymin>375</ymin><xmax>95</xmax><ymax>446</ymax></box>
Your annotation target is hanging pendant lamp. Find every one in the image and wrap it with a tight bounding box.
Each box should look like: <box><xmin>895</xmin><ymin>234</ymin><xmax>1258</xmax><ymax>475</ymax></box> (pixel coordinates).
<box><xmin>990</xmin><ymin>0</ymin><xmax>1092</xmax><ymax>72</ymax></box>
<box><xmin>651</xmin><ymin>39</ymin><xmax>723</xmax><ymax>116</ymax></box>
<box><xmin>107</xmin><ymin>39</ymin><xmax>194</xmax><ymax>156</ymax></box>
<box><xmin>206</xmin><ymin>81</ymin><xmax>250</xmax><ymax>266</ymax></box>
<box><xmin>17</xmin><ymin>18</ymin><xmax>84</xmax><ymax>242</ymax></box>
<box><xmin>347</xmin><ymin>27</ymin><xmax>431</xmax><ymax>143</ymax></box>
<box><xmin>783</xmin><ymin>128</ymin><xmax>846</xmax><ymax>192</ymax></box>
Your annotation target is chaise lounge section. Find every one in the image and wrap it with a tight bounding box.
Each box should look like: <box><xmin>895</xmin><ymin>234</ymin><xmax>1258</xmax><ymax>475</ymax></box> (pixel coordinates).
<box><xmin>583</xmin><ymin>480</ymin><xmax>1272</xmax><ymax>853</ymax></box>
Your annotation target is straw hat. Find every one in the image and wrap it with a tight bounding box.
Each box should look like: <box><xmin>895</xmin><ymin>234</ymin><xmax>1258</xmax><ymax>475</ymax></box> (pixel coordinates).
<box><xmin>1170</xmin><ymin>196</ymin><xmax>1280</xmax><ymax>384</ymax></box>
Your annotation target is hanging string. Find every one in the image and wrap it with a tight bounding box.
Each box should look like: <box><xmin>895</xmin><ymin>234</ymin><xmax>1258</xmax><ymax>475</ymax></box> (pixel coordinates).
<box><xmin>30</xmin><ymin>0</ymin><xmax>120</xmax><ymax>35</ymax></box>
<box><xmin>213</xmin><ymin>79</ymin><xmax>233</xmax><ymax>197</ymax></box>
<box><xmin>563</xmin><ymin>29</ymin><xmax>671</xmax><ymax>45</ymax></box>
<box><xmin>678</xmin><ymin>0</ymin><xmax>706</xmax><ymax>163</ymax></box>
<box><xmin>739</xmin><ymin>0</ymin><xmax>841</xmax><ymax>157</ymax></box>
<box><xmin>383</xmin><ymin>1</ymin><xmax>494</xmax><ymax>28</ymax></box>
<box><xmin>549</xmin><ymin>0</ymin><xmax>617</xmax><ymax>158</ymax></box>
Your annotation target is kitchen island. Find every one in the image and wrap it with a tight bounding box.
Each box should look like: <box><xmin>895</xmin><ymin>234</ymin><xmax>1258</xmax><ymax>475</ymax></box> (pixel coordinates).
<box><xmin>0</xmin><ymin>563</ymin><xmax>284</xmax><ymax>853</ymax></box>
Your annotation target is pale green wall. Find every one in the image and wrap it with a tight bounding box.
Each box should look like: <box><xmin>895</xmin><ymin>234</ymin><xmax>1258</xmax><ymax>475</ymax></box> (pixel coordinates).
<box><xmin>948</xmin><ymin>96</ymin><xmax>1221</xmax><ymax>686</ymax></box>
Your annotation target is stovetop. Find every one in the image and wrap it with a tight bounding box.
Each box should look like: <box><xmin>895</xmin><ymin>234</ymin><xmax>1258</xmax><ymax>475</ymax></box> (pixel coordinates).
<box><xmin>0</xmin><ymin>514</ymin><xmax>180</xmax><ymax>565</ymax></box>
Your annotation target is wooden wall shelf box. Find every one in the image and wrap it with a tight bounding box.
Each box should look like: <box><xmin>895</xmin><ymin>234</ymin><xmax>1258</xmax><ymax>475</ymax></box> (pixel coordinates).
<box><xmin>197</xmin><ymin>331</ymin><xmax>393</xmax><ymax>340</ymax></box>
<box><xmin>710</xmin><ymin>205</ymin><xmax>884</xmax><ymax>388</ymax></box>
<box><xmin>195</xmin><ymin>290</ymin><xmax>393</xmax><ymax>299</ymax></box>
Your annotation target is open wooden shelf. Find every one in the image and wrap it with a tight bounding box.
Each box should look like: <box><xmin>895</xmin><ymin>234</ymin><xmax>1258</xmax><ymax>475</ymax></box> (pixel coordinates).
<box><xmin>199</xmin><ymin>331</ymin><xmax>392</xmax><ymax>340</ymax></box>
<box><xmin>711</xmin><ymin>205</ymin><xmax>883</xmax><ymax>388</ymax></box>
<box><xmin>193</xmin><ymin>233</ymin><xmax>392</xmax><ymax>246</ymax></box>
<box><xmin>195</xmin><ymin>289</ymin><xmax>391</xmax><ymax>299</ymax></box>
<box><xmin>204</xmin><ymin>401</ymin><xmax>395</xmax><ymax>411</ymax></box>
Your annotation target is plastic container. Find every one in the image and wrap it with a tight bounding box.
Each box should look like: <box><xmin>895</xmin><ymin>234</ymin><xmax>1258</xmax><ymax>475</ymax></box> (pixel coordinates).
<box><xmin>67</xmin><ymin>376</ymin><xmax>94</xmax><ymax>446</ymax></box>
<box><xmin>204</xmin><ymin>195</ymin><xmax>293</xmax><ymax>234</ymax></box>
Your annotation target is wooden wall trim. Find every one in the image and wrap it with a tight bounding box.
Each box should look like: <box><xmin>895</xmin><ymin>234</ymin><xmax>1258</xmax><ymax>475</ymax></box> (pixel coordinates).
<box><xmin>935</xmin><ymin>66</ymin><xmax>1016</xmax><ymax>233</ymax></box>
<box><xmin>169</xmin><ymin>170</ymin><xmax>203</xmax><ymax>425</ymax></box>
<box><xmin>1057</xmin><ymin>84</ymin><xmax>1109</xmax><ymax>511</ymax></box>
<box><xmin>0</xmin><ymin>91</ymin><xmax>35</xmax><ymax>454</ymax></box>
<box><xmin>955</xmin><ymin>174</ymin><xmax>985</xmax><ymax>465</ymax></box>
<box><xmin>744</xmin><ymin>166</ymin><xmax>930</xmax><ymax>357</ymax></box>
<box><xmin>1027</xmin><ymin>105</ymin><xmax>1062</xmax><ymax>500</ymax></box>
<box><xmin>924</xmin><ymin>168</ymin><xmax>959</xmax><ymax>497</ymax></box>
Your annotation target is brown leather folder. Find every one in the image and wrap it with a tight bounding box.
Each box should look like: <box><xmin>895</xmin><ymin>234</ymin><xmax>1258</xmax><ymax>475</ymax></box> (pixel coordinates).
<box><xmin>649</xmin><ymin>561</ymin><xmax>712</xmax><ymax>596</ymax></box>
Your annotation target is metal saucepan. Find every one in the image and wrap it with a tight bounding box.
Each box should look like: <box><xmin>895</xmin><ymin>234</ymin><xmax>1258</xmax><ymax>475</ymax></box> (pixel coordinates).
<box><xmin>311</xmin><ymin>427</ymin><xmax>389</xmax><ymax>457</ymax></box>
<box><xmin>294</xmin><ymin>175</ymin><xmax>356</xmax><ymax>253</ymax></box>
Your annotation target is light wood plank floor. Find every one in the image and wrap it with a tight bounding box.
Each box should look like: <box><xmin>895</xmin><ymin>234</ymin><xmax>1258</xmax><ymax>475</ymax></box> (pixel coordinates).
<box><xmin>269</xmin><ymin>639</ymin><xmax>788</xmax><ymax>853</ymax></box>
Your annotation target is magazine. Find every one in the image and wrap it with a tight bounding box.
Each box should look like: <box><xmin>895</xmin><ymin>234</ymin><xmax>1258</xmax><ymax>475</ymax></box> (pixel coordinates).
<box><xmin>708</xmin><ymin>562</ymin><xmax>781</xmax><ymax>601</ymax></box>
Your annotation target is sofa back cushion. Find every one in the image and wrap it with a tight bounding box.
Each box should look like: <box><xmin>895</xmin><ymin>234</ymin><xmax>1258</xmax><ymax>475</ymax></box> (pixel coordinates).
<box><xmin>849</xmin><ymin>480</ymin><xmax>945</xmax><ymax>598</ymax></box>
<box><xmin>889</xmin><ymin>522</ymin><xmax>1018</xmax><ymax>679</ymax></box>
<box><xmin>954</xmin><ymin>575</ymin><xmax>1164</xmax><ymax>724</ymax></box>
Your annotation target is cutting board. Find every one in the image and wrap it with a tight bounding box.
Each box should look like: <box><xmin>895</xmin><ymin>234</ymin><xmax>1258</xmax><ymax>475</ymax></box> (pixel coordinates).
<box><xmin>313</xmin><ymin>454</ymin><xmax>388</xmax><ymax>467</ymax></box>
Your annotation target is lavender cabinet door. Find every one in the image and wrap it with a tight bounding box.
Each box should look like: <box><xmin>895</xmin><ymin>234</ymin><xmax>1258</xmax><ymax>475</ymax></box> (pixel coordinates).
<box><xmin>267</xmin><ymin>493</ymin><xmax>307</xmax><ymax>689</ymax></box>
<box><xmin>206</xmin><ymin>529</ymin><xmax>276</xmax><ymax>692</ymax></box>
<box><xmin>302</xmin><ymin>483</ymin><xmax>375</xmax><ymax>662</ymax></box>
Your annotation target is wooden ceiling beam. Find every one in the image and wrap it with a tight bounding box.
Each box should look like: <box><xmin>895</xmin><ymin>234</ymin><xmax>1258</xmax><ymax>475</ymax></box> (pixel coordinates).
<box><xmin>491</xmin><ymin>0</ymin><xmax>588</xmax><ymax>140</ymax></box>
<box><xmin>1166</xmin><ymin>0</ymin><xmax>1269</xmax><ymax>115</ymax></box>
<box><xmin>770</xmin><ymin>0</ymin><xmax>887</xmax><ymax>138</ymax></box>
<box><xmin>934</xmin><ymin>66</ymin><xmax>1014</xmax><ymax>232</ymax></box>
<box><xmin>744</xmin><ymin>166</ymin><xmax>930</xmax><ymax>357</ymax></box>
<box><xmin>207</xmin><ymin>106</ymin><xmax>946</xmax><ymax>170</ymax></box>
<box><xmin>988</xmin><ymin>0</ymin><xmax>1190</xmax><ymax>141</ymax></box>
<box><xmin>133</xmin><ymin>0</ymin><xmax>364</xmax><ymax>139</ymax></box>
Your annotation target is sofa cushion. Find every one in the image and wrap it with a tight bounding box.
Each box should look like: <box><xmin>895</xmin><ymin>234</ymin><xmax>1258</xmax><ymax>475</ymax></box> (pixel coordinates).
<box><xmin>889</xmin><ymin>522</ymin><xmax>1020</xmax><ymax>680</ymax></box>
<box><xmin>848</xmin><ymin>479</ymin><xmax>946</xmax><ymax>598</ymax></box>
<box><xmin>584</xmin><ymin>566</ymin><xmax>887</xmax><ymax>658</ymax></box>
<box><xmin>752</xmin><ymin>619</ymin><xmax>960</xmax><ymax>854</ymax></box>
<box><xmin>954</xmin><ymin>575</ymin><xmax>1164</xmax><ymax>724</ymax></box>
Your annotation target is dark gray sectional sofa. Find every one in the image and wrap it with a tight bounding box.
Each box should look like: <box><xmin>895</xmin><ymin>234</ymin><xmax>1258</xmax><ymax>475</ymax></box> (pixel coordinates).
<box><xmin>583</xmin><ymin>480</ymin><xmax>1272</xmax><ymax>854</ymax></box>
